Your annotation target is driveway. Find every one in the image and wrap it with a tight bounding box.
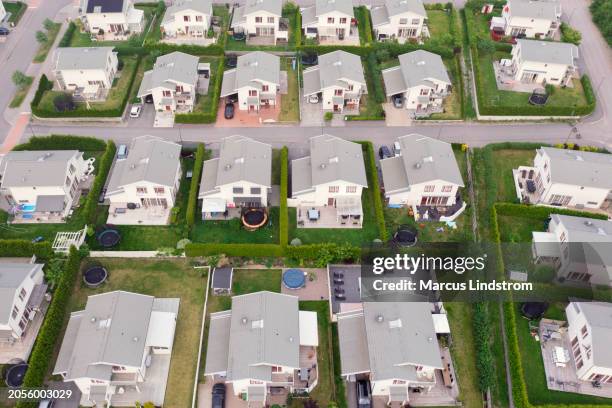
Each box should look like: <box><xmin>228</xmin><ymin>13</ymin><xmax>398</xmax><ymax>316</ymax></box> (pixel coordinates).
<box><xmin>216</xmin><ymin>98</ymin><xmax>280</xmax><ymax>127</ymax></box>
<box><xmin>383</xmin><ymin>103</ymin><xmax>412</xmax><ymax>126</ymax></box>
<box><xmin>300</xmin><ymin>98</ymin><xmax>324</xmax><ymax>127</ymax></box>
<box><xmin>127</xmin><ymin>102</ymin><xmax>156</xmax><ymax>128</ymax></box>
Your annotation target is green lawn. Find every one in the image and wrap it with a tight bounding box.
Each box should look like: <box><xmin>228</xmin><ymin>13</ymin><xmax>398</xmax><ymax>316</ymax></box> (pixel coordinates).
<box><xmin>191</xmin><ymin>56</ymin><xmax>222</xmax><ymax>116</ymax></box>
<box><xmin>67</xmin><ymin>258</ymin><xmax>206</xmax><ymax>408</ymax></box>
<box><xmin>3</xmin><ymin>1</ymin><xmax>26</xmax><ymax>24</ymax></box>
<box><xmin>8</xmin><ymin>75</ymin><xmax>33</xmax><ymax>108</ymax></box>
<box><xmin>429</xmin><ymin>57</ymin><xmax>463</xmax><ymax>120</ymax></box>
<box><xmin>33</xmin><ymin>22</ymin><xmax>61</xmax><ymax>63</ymax></box>
<box><xmin>354</xmin><ymin>6</ymin><xmax>373</xmax><ymax>45</ymax></box>
<box><xmin>490</xmin><ymin>149</ymin><xmax>534</xmax><ymax>202</ymax></box>
<box><xmin>191</xmin><ymin>207</ymin><xmax>280</xmax><ymax>244</ymax></box>
<box><xmin>279</xmin><ymin>57</ymin><xmax>299</xmax><ymax>122</ymax></box>
<box><xmin>426</xmin><ymin>9</ymin><xmax>451</xmax><ymax>41</ymax></box>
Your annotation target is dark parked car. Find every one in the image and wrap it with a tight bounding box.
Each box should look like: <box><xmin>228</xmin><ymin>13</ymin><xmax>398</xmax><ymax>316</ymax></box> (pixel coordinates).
<box><xmin>378</xmin><ymin>145</ymin><xmax>392</xmax><ymax>159</ymax></box>
<box><xmin>335</xmin><ymin>294</ymin><xmax>346</xmax><ymax>300</ymax></box>
<box><xmin>224</xmin><ymin>103</ymin><xmax>235</xmax><ymax>119</ymax></box>
<box><xmin>301</xmin><ymin>53</ymin><xmax>318</xmax><ymax>66</ymax></box>
<box><xmin>144</xmin><ymin>94</ymin><xmax>154</xmax><ymax>104</ymax></box>
<box><xmin>212</xmin><ymin>383</ymin><xmax>226</xmax><ymax>408</ymax></box>
<box><xmin>357</xmin><ymin>380</ymin><xmax>372</xmax><ymax>408</ymax></box>
<box><xmin>333</xmin><ymin>272</ymin><xmax>344</xmax><ymax>279</ymax></box>
<box><xmin>0</xmin><ymin>27</ymin><xmax>10</xmax><ymax>36</ymax></box>
<box><xmin>98</xmin><ymin>188</ymin><xmax>107</xmax><ymax>204</ymax></box>
<box><xmin>334</xmin><ymin>287</ymin><xmax>345</xmax><ymax>294</ymax></box>
<box><xmin>232</xmin><ymin>31</ymin><xmax>246</xmax><ymax>41</ymax></box>
<box><xmin>226</xmin><ymin>94</ymin><xmax>238</xmax><ymax>104</ymax></box>
<box><xmin>391</xmin><ymin>94</ymin><xmax>403</xmax><ymax>108</ymax></box>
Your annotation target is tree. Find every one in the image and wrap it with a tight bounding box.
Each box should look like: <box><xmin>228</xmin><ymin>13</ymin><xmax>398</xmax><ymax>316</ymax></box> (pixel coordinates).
<box><xmin>560</xmin><ymin>23</ymin><xmax>582</xmax><ymax>45</ymax></box>
<box><xmin>53</xmin><ymin>93</ymin><xmax>76</xmax><ymax>112</ymax></box>
<box><xmin>590</xmin><ymin>0</ymin><xmax>612</xmax><ymax>46</ymax></box>
<box><xmin>44</xmin><ymin>258</ymin><xmax>66</xmax><ymax>290</ymax></box>
<box><xmin>476</xmin><ymin>37</ymin><xmax>496</xmax><ymax>54</ymax></box>
<box><xmin>35</xmin><ymin>30</ymin><xmax>48</xmax><ymax>44</ymax></box>
<box><xmin>12</xmin><ymin>71</ymin><xmax>30</xmax><ymax>89</ymax></box>
<box><xmin>43</xmin><ymin>18</ymin><xmax>55</xmax><ymax>31</ymax></box>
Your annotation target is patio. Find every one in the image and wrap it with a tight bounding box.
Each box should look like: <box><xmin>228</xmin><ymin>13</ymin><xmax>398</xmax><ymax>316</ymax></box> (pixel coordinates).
<box><xmin>539</xmin><ymin>319</ymin><xmax>612</xmax><ymax>398</ymax></box>
<box><xmin>281</xmin><ymin>268</ymin><xmax>329</xmax><ymax>300</ymax></box>
<box><xmin>216</xmin><ymin>96</ymin><xmax>281</xmax><ymax>127</ymax></box>
<box><xmin>106</xmin><ymin>204</ymin><xmax>171</xmax><ymax>225</ymax></box>
<box><xmin>0</xmin><ymin>295</ymin><xmax>49</xmax><ymax>364</ymax></box>
<box><xmin>296</xmin><ymin>200</ymin><xmax>363</xmax><ymax>229</ymax></box>
<box><xmin>493</xmin><ymin>60</ymin><xmax>574</xmax><ymax>93</ymax></box>
<box><xmin>161</xmin><ymin>36</ymin><xmax>217</xmax><ymax>46</ymax></box>
<box><xmin>318</xmin><ymin>27</ymin><xmax>360</xmax><ymax>46</ymax></box>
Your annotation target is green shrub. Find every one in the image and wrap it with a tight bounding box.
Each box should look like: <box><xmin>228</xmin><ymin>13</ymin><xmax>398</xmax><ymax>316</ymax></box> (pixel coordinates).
<box><xmin>186</xmin><ymin>144</ymin><xmax>206</xmax><ymax>227</ymax></box>
<box><xmin>473</xmin><ymin>302</ymin><xmax>495</xmax><ymax>392</ymax></box>
<box><xmin>324</xmin><ymin>111</ymin><xmax>333</xmax><ymax>121</ymax></box>
<box><xmin>58</xmin><ymin>21</ymin><xmax>76</xmax><ymax>47</ymax></box>
<box><xmin>12</xmin><ymin>134</ymin><xmax>106</xmax><ymax>151</ymax></box>
<box><xmin>560</xmin><ymin>22</ymin><xmax>582</xmax><ymax>45</ymax></box>
<box><xmin>175</xmin><ymin>56</ymin><xmax>224</xmax><ymax>123</ymax></box>
<box><xmin>279</xmin><ymin>147</ymin><xmax>289</xmax><ymax>247</ymax></box>
<box><xmin>285</xmin><ymin>243</ymin><xmax>360</xmax><ymax>266</ymax></box>
<box><xmin>494</xmin><ymin>202</ymin><xmax>609</xmax><ymax>221</ymax></box>
<box><xmin>590</xmin><ymin>0</ymin><xmax>612</xmax><ymax>46</ymax></box>
<box><xmin>82</xmin><ymin>141</ymin><xmax>116</xmax><ymax>224</ymax></box>
<box><xmin>359</xmin><ymin>142</ymin><xmax>388</xmax><ymax>241</ymax></box>
<box><xmin>0</xmin><ymin>240</ymin><xmax>53</xmax><ymax>259</ymax></box>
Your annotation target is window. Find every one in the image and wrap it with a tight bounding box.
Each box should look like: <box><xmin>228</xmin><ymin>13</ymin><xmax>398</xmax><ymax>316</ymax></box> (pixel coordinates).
<box><xmin>442</xmin><ymin>185</ymin><xmax>453</xmax><ymax>193</ymax></box>
<box><xmin>334</xmin><ymin>89</ymin><xmax>343</xmax><ymax>96</ymax></box>
<box><xmin>329</xmin><ymin>186</ymin><xmax>339</xmax><ymax>193</ymax></box>
<box><xmin>411</xmin><ymin>18</ymin><xmax>420</xmax><ymax>24</ymax></box>
<box><xmin>251</xmin><ymin>187</ymin><xmax>261</xmax><ymax>194</ymax></box>
<box><xmin>399</xmin><ymin>18</ymin><xmax>407</xmax><ymax>24</ymax></box>
<box><xmin>184</xmin><ymin>15</ymin><xmax>191</xmax><ymax>22</ymax></box>
<box><xmin>262</xmin><ymin>85</ymin><xmax>269</xmax><ymax>92</ymax></box>
<box><xmin>69</xmin><ymin>164</ymin><xmax>76</xmax><ymax>175</ymax></box>
<box><xmin>581</xmin><ymin>325</ymin><xmax>588</xmax><ymax>338</ymax></box>
<box><xmin>11</xmin><ymin>305</ymin><xmax>19</xmax><ymax>320</ymax></box>
<box><xmin>267</xmin><ymin>16</ymin><xmax>274</xmax><ymax>23</ymax></box>
<box><xmin>154</xmin><ymin>187</ymin><xmax>165</xmax><ymax>194</ymax></box>
<box><xmin>163</xmin><ymin>90</ymin><xmax>172</xmax><ymax>97</ymax></box>
<box><xmin>340</xmin><ymin>17</ymin><xmax>347</xmax><ymax>24</ymax></box>
<box><xmin>346</xmin><ymin>186</ymin><xmax>357</xmax><ymax>193</ymax></box>
<box><xmin>571</xmin><ymin>336</ymin><xmax>578</xmax><ymax>347</ymax></box>
<box><xmin>347</xmin><ymin>84</ymin><xmax>354</xmax><ymax>91</ymax></box>
<box><xmin>233</xmin><ymin>187</ymin><xmax>244</xmax><ymax>194</ymax></box>
<box><xmin>576</xmin><ymin>359</ymin><xmax>584</xmax><ymax>369</ymax></box>
<box><xmin>18</xmin><ymin>288</ymin><xmax>27</xmax><ymax>301</ymax></box>
<box><xmin>136</xmin><ymin>187</ymin><xmax>147</xmax><ymax>194</ymax></box>
<box><xmin>255</xmin><ymin>16</ymin><xmax>263</xmax><ymax>23</ymax></box>
<box><xmin>424</xmin><ymin>185</ymin><xmax>435</xmax><ymax>192</ymax></box>
<box><xmin>196</xmin><ymin>15</ymin><xmax>203</xmax><ymax>22</ymax></box>
<box><xmin>249</xmin><ymin>90</ymin><xmax>257</xmax><ymax>96</ymax></box>
<box><xmin>327</xmin><ymin>17</ymin><xmax>334</xmax><ymax>23</ymax></box>
<box><xmin>176</xmin><ymin>85</ymin><xmax>184</xmax><ymax>93</ymax></box>
<box><xmin>271</xmin><ymin>366</ymin><xmax>282</xmax><ymax>372</ymax></box>
<box><xmin>420</xmin><ymin>88</ymin><xmax>429</xmax><ymax>95</ymax></box>
<box><xmin>65</xmin><ymin>176</ymin><xmax>71</xmax><ymax>187</ymax></box>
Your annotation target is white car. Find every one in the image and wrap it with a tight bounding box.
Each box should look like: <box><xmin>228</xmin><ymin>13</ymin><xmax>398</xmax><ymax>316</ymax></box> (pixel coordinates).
<box><xmin>129</xmin><ymin>104</ymin><xmax>142</xmax><ymax>118</ymax></box>
<box><xmin>308</xmin><ymin>94</ymin><xmax>319</xmax><ymax>104</ymax></box>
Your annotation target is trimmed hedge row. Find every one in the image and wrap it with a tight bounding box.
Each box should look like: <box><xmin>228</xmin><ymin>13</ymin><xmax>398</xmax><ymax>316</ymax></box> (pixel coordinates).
<box><xmin>354</xmin><ymin>6</ymin><xmax>373</xmax><ymax>45</ymax></box>
<box><xmin>186</xmin><ymin>144</ymin><xmax>206</xmax><ymax>227</ymax></box>
<box><xmin>16</xmin><ymin>248</ymin><xmax>82</xmax><ymax>408</ymax></box>
<box><xmin>58</xmin><ymin>21</ymin><xmax>77</xmax><ymax>47</ymax></box>
<box><xmin>83</xmin><ymin>141</ymin><xmax>116</xmax><ymax>224</ymax></box>
<box><xmin>473</xmin><ymin>302</ymin><xmax>495</xmax><ymax>392</ymax></box>
<box><xmin>31</xmin><ymin>74</ymin><xmax>53</xmax><ymax>111</ymax></box>
<box><xmin>0</xmin><ymin>240</ymin><xmax>53</xmax><ymax>259</ymax></box>
<box><xmin>279</xmin><ymin>147</ymin><xmax>289</xmax><ymax>247</ymax></box>
<box><xmin>360</xmin><ymin>142</ymin><xmax>388</xmax><ymax>241</ymax></box>
<box><xmin>12</xmin><ymin>134</ymin><xmax>106</xmax><ymax>152</ymax></box>
<box><xmin>494</xmin><ymin>202</ymin><xmax>609</xmax><ymax>221</ymax></box>
<box><xmin>175</xmin><ymin>56</ymin><xmax>225</xmax><ymax>123</ymax></box>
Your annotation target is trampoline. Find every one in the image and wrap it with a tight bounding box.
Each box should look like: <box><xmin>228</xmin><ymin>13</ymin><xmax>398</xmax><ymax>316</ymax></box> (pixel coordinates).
<box><xmin>393</xmin><ymin>225</ymin><xmax>418</xmax><ymax>247</ymax></box>
<box><xmin>242</xmin><ymin>208</ymin><xmax>268</xmax><ymax>231</ymax></box>
<box><xmin>5</xmin><ymin>363</ymin><xmax>27</xmax><ymax>388</ymax></box>
<box><xmin>529</xmin><ymin>89</ymin><xmax>549</xmax><ymax>106</ymax></box>
<box><xmin>83</xmin><ymin>266</ymin><xmax>108</xmax><ymax>288</ymax></box>
<box><xmin>283</xmin><ymin>269</ymin><xmax>306</xmax><ymax>289</ymax></box>
<box><xmin>97</xmin><ymin>229</ymin><xmax>121</xmax><ymax>248</ymax></box>
<box><xmin>521</xmin><ymin>302</ymin><xmax>548</xmax><ymax>320</ymax></box>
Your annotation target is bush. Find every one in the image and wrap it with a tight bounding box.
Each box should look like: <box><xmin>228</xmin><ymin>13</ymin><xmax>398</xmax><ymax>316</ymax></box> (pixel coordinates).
<box><xmin>359</xmin><ymin>142</ymin><xmax>388</xmax><ymax>241</ymax></box>
<box><xmin>186</xmin><ymin>144</ymin><xmax>206</xmax><ymax>227</ymax></box>
<box><xmin>58</xmin><ymin>21</ymin><xmax>76</xmax><ymax>47</ymax></box>
<box><xmin>290</xmin><ymin>237</ymin><xmax>302</xmax><ymax>246</ymax></box>
<box><xmin>30</xmin><ymin>74</ymin><xmax>53</xmax><ymax>110</ymax></box>
<box><xmin>473</xmin><ymin>302</ymin><xmax>495</xmax><ymax>392</ymax></box>
<box><xmin>560</xmin><ymin>22</ymin><xmax>582</xmax><ymax>45</ymax></box>
<box><xmin>590</xmin><ymin>0</ymin><xmax>612</xmax><ymax>46</ymax></box>
<box><xmin>12</xmin><ymin>134</ymin><xmax>107</xmax><ymax>151</ymax></box>
<box><xmin>494</xmin><ymin>202</ymin><xmax>609</xmax><ymax>221</ymax></box>
<box><xmin>279</xmin><ymin>147</ymin><xmax>289</xmax><ymax>247</ymax></box>
<box><xmin>285</xmin><ymin>243</ymin><xmax>360</xmax><ymax>266</ymax></box>
<box><xmin>82</xmin><ymin>141</ymin><xmax>116</xmax><ymax>224</ymax></box>
<box><xmin>12</xmin><ymin>70</ymin><xmax>30</xmax><ymax>89</ymax></box>
<box><xmin>0</xmin><ymin>240</ymin><xmax>53</xmax><ymax>259</ymax></box>
<box><xmin>53</xmin><ymin>93</ymin><xmax>76</xmax><ymax>112</ymax></box>
<box><xmin>324</xmin><ymin>111</ymin><xmax>333</xmax><ymax>121</ymax></box>
<box><xmin>35</xmin><ymin>30</ymin><xmax>48</xmax><ymax>44</ymax></box>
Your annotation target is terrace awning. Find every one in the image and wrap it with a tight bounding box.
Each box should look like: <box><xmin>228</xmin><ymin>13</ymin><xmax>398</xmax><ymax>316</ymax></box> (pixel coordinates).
<box><xmin>202</xmin><ymin>198</ymin><xmax>226</xmax><ymax>213</ymax></box>
<box><xmin>336</xmin><ymin>196</ymin><xmax>362</xmax><ymax>216</ymax></box>
<box><xmin>532</xmin><ymin>232</ymin><xmax>561</xmax><ymax>258</ymax></box>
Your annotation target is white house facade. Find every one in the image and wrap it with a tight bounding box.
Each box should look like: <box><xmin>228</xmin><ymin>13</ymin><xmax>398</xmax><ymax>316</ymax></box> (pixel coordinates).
<box><xmin>161</xmin><ymin>0</ymin><xmax>213</xmax><ymax>39</ymax></box>
<box><xmin>220</xmin><ymin>51</ymin><xmax>280</xmax><ymax>112</ymax></box>
<box><xmin>79</xmin><ymin>0</ymin><xmax>144</xmax><ymax>37</ymax></box>
<box><xmin>199</xmin><ymin>135</ymin><xmax>272</xmax><ymax>218</ymax></box>
<box><xmin>231</xmin><ymin>0</ymin><xmax>288</xmax><ymax>44</ymax></box>
<box><xmin>371</xmin><ymin>0</ymin><xmax>427</xmax><ymax>43</ymax></box>
<box><xmin>301</xmin><ymin>0</ymin><xmax>354</xmax><ymax>41</ymax></box>
<box><xmin>0</xmin><ymin>2</ymin><xmax>7</xmax><ymax>24</ymax></box>
<box><xmin>52</xmin><ymin>47</ymin><xmax>118</xmax><ymax>100</ymax></box>
<box><xmin>492</xmin><ymin>0</ymin><xmax>561</xmax><ymax>39</ymax></box>
<box><xmin>508</xmin><ymin>39</ymin><xmax>578</xmax><ymax>86</ymax></box>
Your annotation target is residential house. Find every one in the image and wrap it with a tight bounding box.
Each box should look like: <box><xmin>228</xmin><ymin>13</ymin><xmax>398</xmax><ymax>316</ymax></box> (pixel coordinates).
<box><xmin>161</xmin><ymin>0</ymin><xmax>213</xmax><ymax>39</ymax></box>
<box><xmin>382</xmin><ymin>50</ymin><xmax>451</xmax><ymax>117</ymax></box>
<box><xmin>302</xmin><ymin>50</ymin><xmax>367</xmax><ymax>112</ymax></box>
<box><xmin>137</xmin><ymin>51</ymin><xmax>200</xmax><ymax>114</ymax></box>
<box><xmin>0</xmin><ymin>259</ymin><xmax>47</xmax><ymax>363</ymax></box>
<box><xmin>301</xmin><ymin>0</ymin><xmax>354</xmax><ymax>42</ymax></box>
<box><xmin>371</xmin><ymin>0</ymin><xmax>427</xmax><ymax>43</ymax></box>
<box><xmin>490</xmin><ymin>0</ymin><xmax>561</xmax><ymax>39</ymax></box>
<box><xmin>52</xmin><ymin>47</ymin><xmax>118</xmax><ymax>100</ymax></box>
<box><xmin>220</xmin><ymin>51</ymin><xmax>280</xmax><ymax>112</ymax></box>
<box><xmin>566</xmin><ymin>302</ymin><xmax>612</xmax><ymax>384</ymax></box>
<box><xmin>291</xmin><ymin>135</ymin><xmax>367</xmax><ymax>227</ymax></box>
<box><xmin>337</xmin><ymin>302</ymin><xmax>452</xmax><ymax>405</ymax></box>
<box><xmin>79</xmin><ymin>0</ymin><xmax>144</xmax><ymax>37</ymax></box>
<box><xmin>53</xmin><ymin>291</ymin><xmax>179</xmax><ymax>407</ymax></box>
<box><xmin>0</xmin><ymin>2</ymin><xmax>6</xmax><ymax>24</ymax></box>
<box><xmin>104</xmin><ymin>136</ymin><xmax>182</xmax><ymax>225</ymax></box>
<box><xmin>512</xmin><ymin>147</ymin><xmax>612</xmax><ymax>210</ymax></box>
<box><xmin>0</xmin><ymin>150</ymin><xmax>93</xmax><ymax>223</ymax></box>
<box><xmin>199</xmin><ymin>135</ymin><xmax>272</xmax><ymax>218</ymax></box>
<box><xmin>380</xmin><ymin>134</ymin><xmax>464</xmax><ymax>220</ymax></box>
<box><xmin>532</xmin><ymin>214</ymin><xmax>612</xmax><ymax>286</ymax></box>
<box><xmin>504</xmin><ymin>39</ymin><xmax>579</xmax><ymax>86</ymax></box>
<box><xmin>204</xmin><ymin>291</ymin><xmax>319</xmax><ymax>404</ymax></box>
<box><xmin>230</xmin><ymin>0</ymin><xmax>288</xmax><ymax>45</ymax></box>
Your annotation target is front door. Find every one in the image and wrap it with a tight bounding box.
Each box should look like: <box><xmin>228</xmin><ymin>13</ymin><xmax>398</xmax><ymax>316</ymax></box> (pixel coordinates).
<box><xmin>328</xmin><ymin>197</ymin><xmax>335</xmax><ymax>206</ymax></box>
<box><xmin>165</xmin><ymin>105</ymin><xmax>171</xmax><ymax>111</ymax></box>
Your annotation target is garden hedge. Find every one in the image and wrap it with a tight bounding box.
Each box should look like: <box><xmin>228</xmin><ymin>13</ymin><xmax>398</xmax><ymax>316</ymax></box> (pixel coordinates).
<box><xmin>279</xmin><ymin>147</ymin><xmax>289</xmax><ymax>247</ymax></box>
<box><xmin>354</xmin><ymin>6</ymin><xmax>373</xmax><ymax>45</ymax></box>
<box><xmin>82</xmin><ymin>140</ymin><xmax>116</xmax><ymax>224</ymax></box>
<box><xmin>175</xmin><ymin>56</ymin><xmax>225</xmax><ymax>123</ymax></box>
<box><xmin>16</xmin><ymin>248</ymin><xmax>82</xmax><ymax>408</ymax></box>
<box><xmin>494</xmin><ymin>202</ymin><xmax>609</xmax><ymax>221</ymax></box>
<box><xmin>359</xmin><ymin>142</ymin><xmax>388</xmax><ymax>241</ymax></box>
<box><xmin>185</xmin><ymin>243</ymin><xmax>284</xmax><ymax>257</ymax></box>
<box><xmin>58</xmin><ymin>21</ymin><xmax>77</xmax><ymax>47</ymax></box>
<box><xmin>186</xmin><ymin>144</ymin><xmax>206</xmax><ymax>227</ymax></box>
<box><xmin>12</xmin><ymin>134</ymin><xmax>106</xmax><ymax>152</ymax></box>
<box><xmin>0</xmin><ymin>240</ymin><xmax>53</xmax><ymax>259</ymax></box>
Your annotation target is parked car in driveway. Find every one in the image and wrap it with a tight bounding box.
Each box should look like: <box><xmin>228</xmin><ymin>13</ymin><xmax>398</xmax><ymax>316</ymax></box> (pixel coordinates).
<box><xmin>226</xmin><ymin>94</ymin><xmax>238</xmax><ymax>104</ymax></box>
<box><xmin>143</xmin><ymin>94</ymin><xmax>154</xmax><ymax>104</ymax></box>
<box><xmin>378</xmin><ymin>145</ymin><xmax>392</xmax><ymax>159</ymax></box>
<box><xmin>224</xmin><ymin>103</ymin><xmax>235</xmax><ymax>119</ymax></box>
<box><xmin>0</xmin><ymin>27</ymin><xmax>10</xmax><ymax>36</ymax></box>
<box><xmin>212</xmin><ymin>383</ymin><xmax>226</xmax><ymax>408</ymax></box>
<box><xmin>357</xmin><ymin>380</ymin><xmax>371</xmax><ymax>408</ymax></box>
<box><xmin>129</xmin><ymin>104</ymin><xmax>142</xmax><ymax>118</ymax></box>
<box><xmin>391</xmin><ymin>94</ymin><xmax>403</xmax><ymax>108</ymax></box>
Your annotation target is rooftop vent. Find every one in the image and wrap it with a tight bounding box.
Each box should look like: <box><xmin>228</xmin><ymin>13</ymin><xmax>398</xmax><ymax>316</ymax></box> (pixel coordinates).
<box><xmin>585</xmin><ymin>220</ymin><xmax>594</xmax><ymax>227</ymax></box>
<box><xmin>224</xmin><ymin>163</ymin><xmax>232</xmax><ymax>171</ymax></box>
<box><xmin>375</xmin><ymin>315</ymin><xmax>384</xmax><ymax>323</ymax></box>
<box><xmin>319</xmin><ymin>163</ymin><xmax>326</xmax><ymax>170</ymax></box>
<box><xmin>329</xmin><ymin>156</ymin><xmax>339</xmax><ymax>164</ymax></box>
<box><xmin>389</xmin><ymin>318</ymin><xmax>402</xmax><ymax>329</ymax></box>
<box><xmin>90</xmin><ymin>317</ymin><xmax>97</xmax><ymax>323</ymax></box>
<box><xmin>132</xmin><ymin>336</ymin><xmax>139</xmax><ymax>342</ymax></box>
<box><xmin>416</xmin><ymin>61</ymin><xmax>426</xmax><ymax>66</ymax></box>
<box><xmin>252</xmin><ymin>319</ymin><xmax>264</xmax><ymax>329</ymax></box>
<box><xmin>241</xmin><ymin>316</ymin><xmax>248</xmax><ymax>325</ymax></box>
<box><xmin>37</xmin><ymin>152</ymin><xmax>53</xmax><ymax>162</ymax></box>
<box><xmin>414</xmin><ymin>162</ymin><xmax>422</xmax><ymax>169</ymax></box>
<box><xmin>423</xmin><ymin>156</ymin><xmax>434</xmax><ymax>163</ymax></box>
<box><xmin>235</xmin><ymin>157</ymin><xmax>245</xmax><ymax>164</ymax></box>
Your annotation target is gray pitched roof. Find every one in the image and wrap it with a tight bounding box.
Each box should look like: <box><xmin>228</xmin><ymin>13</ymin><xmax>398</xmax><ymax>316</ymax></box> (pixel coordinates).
<box><xmin>221</xmin><ymin>52</ymin><xmax>280</xmax><ymax>96</ymax></box>
<box><xmin>506</xmin><ymin>0</ymin><xmax>560</xmax><ymax>21</ymax></box>
<box><xmin>162</xmin><ymin>0</ymin><xmax>212</xmax><ymax>24</ymax></box>
<box><xmin>53</xmin><ymin>291</ymin><xmax>155</xmax><ymax>379</ymax></box>
<box><xmin>292</xmin><ymin>135</ymin><xmax>367</xmax><ymax>196</ymax></box>
<box><xmin>313</xmin><ymin>0</ymin><xmax>354</xmax><ymax>17</ymax></box>
<box><xmin>137</xmin><ymin>52</ymin><xmax>200</xmax><ymax>96</ymax></box>
<box><xmin>204</xmin><ymin>310</ymin><xmax>232</xmax><ymax>375</ymax></box>
<box><xmin>538</xmin><ymin>147</ymin><xmax>612</xmax><ymax>189</ymax></box>
<box><xmin>106</xmin><ymin>136</ymin><xmax>181</xmax><ymax>193</ymax></box>
<box><xmin>225</xmin><ymin>292</ymin><xmax>300</xmax><ymax>381</ymax></box>
<box><xmin>384</xmin><ymin>0</ymin><xmax>425</xmax><ymax>18</ymax></box>
<box><xmin>240</xmin><ymin>0</ymin><xmax>282</xmax><ymax>17</ymax></box>
<box><xmin>0</xmin><ymin>262</ymin><xmax>43</xmax><ymax>325</ymax></box>
<box><xmin>303</xmin><ymin>51</ymin><xmax>365</xmax><ymax>94</ymax></box>
<box><xmin>516</xmin><ymin>39</ymin><xmax>578</xmax><ymax>66</ymax></box>
<box><xmin>552</xmin><ymin>215</ymin><xmax>612</xmax><ymax>243</ymax></box>
<box><xmin>337</xmin><ymin>303</ymin><xmax>443</xmax><ymax>381</ymax></box>
<box><xmin>370</xmin><ymin>6</ymin><xmax>390</xmax><ymax>27</ymax></box>
<box><xmin>0</xmin><ymin>150</ymin><xmax>81</xmax><ymax>188</ymax></box>
<box><xmin>571</xmin><ymin>302</ymin><xmax>612</xmax><ymax>368</ymax></box>
<box><xmin>301</xmin><ymin>5</ymin><xmax>317</xmax><ymax>26</ymax></box>
<box><xmin>200</xmin><ymin>136</ymin><xmax>272</xmax><ymax>192</ymax></box>
<box><xmin>53</xmin><ymin>47</ymin><xmax>116</xmax><ymax>71</ymax></box>
<box><xmin>383</xmin><ymin>51</ymin><xmax>450</xmax><ymax>96</ymax></box>
<box><xmin>381</xmin><ymin>134</ymin><xmax>463</xmax><ymax>193</ymax></box>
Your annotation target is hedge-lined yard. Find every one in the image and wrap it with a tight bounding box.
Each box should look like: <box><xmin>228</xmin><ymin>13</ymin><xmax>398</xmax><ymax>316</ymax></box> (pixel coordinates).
<box><xmin>175</xmin><ymin>55</ymin><xmax>224</xmax><ymax>123</ymax></box>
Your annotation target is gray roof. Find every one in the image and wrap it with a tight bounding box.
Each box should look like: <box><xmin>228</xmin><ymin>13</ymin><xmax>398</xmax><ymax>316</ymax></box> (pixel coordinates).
<box><xmin>538</xmin><ymin>147</ymin><xmax>612</xmax><ymax>190</ymax></box>
<box><xmin>552</xmin><ymin>214</ymin><xmax>612</xmax><ymax>243</ymax></box>
<box><xmin>212</xmin><ymin>292</ymin><xmax>301</xmax><ymax>381</ymax></box>
<box><xmin>303</xmin><ymin>51</ymin><xmax>365</xmax><ymax>94</ymax></box>
<box><xmin>35</xmin><ymin>195</ymin><xmax>66</xmax><ymax>212</ymax></box>
<box><xmin>292</xmin><ymin>135</ymin><xmax>367</xmax><ymax>196</ymax></box>
<box><xmin>301</xmin><ymin>5</ymin><xmax>317</xmax><ymax>26</ymax></box>
<box><xmin>516</xmin><ymin>39</ymin><xmax>578</xmax><ymax>66</ymax></box>
<box><xmin>370</xmin><ymin>6</ymin><xmax>390</xmax><ymax>27</ymax></box>
<box><xmin>384</xmin><ymin>0</ymin><xmax>425</xmax><ymax>18</ymax></box>
<box><xmin>212</xmin><ymin>267</ymin><xmax>233</xmax><ymax>289</ymax></box>
<box><xmin>381</xmin><ymin>134</ymin><xmax>463</xmax><ymax>193</ymax></box>
<box><xmin>239</xmin><ymin>0</ymin><xmax>282</xmax><ymax>17</ymax></box>
<box><xmin>313</xmin><ymin>0</ymin><xmax>354</xmax><ymax>17</ymax></box>
<box><xmin>200</xmin><ymin>136</ymin><xmax>272</xmax><ymax>193</ymax></box>
<box><xmin>106</xmin><ymin>136</ymin><xmax>181</xmax><ymax>194</ymax></box>
<box><xmin>162</xmin><ymin>0</ymin><xmax>212</xmax><ymax>24</ymax></box>
<box><xmin>220</xmin><ymin>52</ymin><xmax>280</xmax><ymax>96</ymax></box>
<box><xmin>337</xmin><ymin>303</ymin><xmax>443</xmax><ymax>381</ymax></box>
<box><xmin>0</xmin><ymin>150</ymin><xmax>81</xmax><ymax>188</ymax></box>
<box><xmin>0</xmin><ymin>262</ymin><xmax>43</xmax><ymax>325</ymax></box>
<box><xmin>53</xmin><ymin>47</ymin><xmax>115</xmax><ymax>71</ymax></box>
<box><xmin>571</xmin><ymin>302</ymin><xmax>612</xmax><ymax>368</ymax></box>
<box><xmin>382</xmin><ymin>50</ymin><xmax>450</xmax><ymax>96</ymax></box>
<box><xmin>137</xmin><ymin>52</ymin><xmax>200</xmax><ymax>96</ymax></box>
<box><xmin>506</xmin><ymin>0</ymin><xmax>561</xmax><ymax>21</ymax></box>
<box><xmin>53</xmin><ymin>291</ymin><xmax>155</xmax><ymax>379</ymax></box>
<box><xmin>205</xmin><ymin>310</ymin><xmax>232</xmax><ymax>375</ymax></box>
